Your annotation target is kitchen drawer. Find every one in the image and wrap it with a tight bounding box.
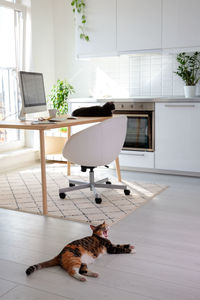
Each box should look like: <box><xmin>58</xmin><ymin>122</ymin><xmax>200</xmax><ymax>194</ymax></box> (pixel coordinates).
<box><xmin>118</xmin><ymin>151</ymin><xmax>154</xmax><ymax>168</ymax></box>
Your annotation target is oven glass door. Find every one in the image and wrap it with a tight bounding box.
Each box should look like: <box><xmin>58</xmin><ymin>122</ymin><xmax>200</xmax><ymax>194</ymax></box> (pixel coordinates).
<box><xmin>123</xmin><ymin>114</ymin><xmax>152</xmax><ymax>151</ymax></box>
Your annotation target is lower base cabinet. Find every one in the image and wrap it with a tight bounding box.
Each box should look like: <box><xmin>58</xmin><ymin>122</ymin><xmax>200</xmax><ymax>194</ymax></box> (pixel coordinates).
<box><xmin>69</xmin><ymin>100</ymin><xmax>200</xmax><ymax>175</ymax></box>
<box><xmin>155</xmin><ymin>103</ymin><xmax>200</xmax><ymax>173</ymax></box>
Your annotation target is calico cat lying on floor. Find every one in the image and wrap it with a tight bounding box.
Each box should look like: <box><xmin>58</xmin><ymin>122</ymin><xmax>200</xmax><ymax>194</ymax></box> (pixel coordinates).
<box><xmin>26</xmin><ymin>221</ymin><xmax>135</xmax><ymax>282</ymax></box>
<box><xmin>72</xmin><ymin>102</ymin><xmax>115</xmax><ymax>117</ymax></box>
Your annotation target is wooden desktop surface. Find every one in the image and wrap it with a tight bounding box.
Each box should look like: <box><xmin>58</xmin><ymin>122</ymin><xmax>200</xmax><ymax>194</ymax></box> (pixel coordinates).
<box><xmin>0</xmin><ymin>116</ymin><xmax>110</xmax><ymax>130</ymax></box>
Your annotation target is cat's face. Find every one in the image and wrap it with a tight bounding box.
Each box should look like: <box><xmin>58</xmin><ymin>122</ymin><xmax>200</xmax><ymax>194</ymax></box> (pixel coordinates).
<box><xmin>90</xmin><ymin>221</ymin><xmax>109</xmax><ymax>238</ymax></box>
<box><xmin>104</xmin><ymin>102</ymin><xmax>115</xmax><ymax>111</ymax></box>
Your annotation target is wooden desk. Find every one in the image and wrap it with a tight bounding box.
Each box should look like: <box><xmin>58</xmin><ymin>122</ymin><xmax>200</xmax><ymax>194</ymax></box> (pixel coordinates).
<box><xmin>0</xmin><ymin>116</ymin><xmax>121</xmax><ymax>215</ymax></box>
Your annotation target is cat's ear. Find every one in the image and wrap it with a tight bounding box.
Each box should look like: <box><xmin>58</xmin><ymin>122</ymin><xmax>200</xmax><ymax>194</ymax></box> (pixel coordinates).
<box><xmin>102</xmin><ymin>221</ymin><xmax>105</xmax><ymax>225</ymax></box>
<box><xmin>90</xmin><ymin>224</ymin><xmax>96</xmax><ymax>231</ymax></box>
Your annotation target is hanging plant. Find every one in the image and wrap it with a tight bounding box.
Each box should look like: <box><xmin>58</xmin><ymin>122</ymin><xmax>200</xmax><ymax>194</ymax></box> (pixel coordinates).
<box><xmin>71</xmin><ymin>0</ymin><xmax>89</xmax><ymax>42</ymax></box>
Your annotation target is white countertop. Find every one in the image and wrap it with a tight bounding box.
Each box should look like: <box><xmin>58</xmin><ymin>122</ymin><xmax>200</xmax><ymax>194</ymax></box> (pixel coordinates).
<box><xmin>69</xmin><ymin>96</ymin><xmax>200</xmax><ymax>103</ymax></box>
<box><xmin>97</xmin><ymin>96</ymin><xmax>200</xmax><ymax>103</ymax></box>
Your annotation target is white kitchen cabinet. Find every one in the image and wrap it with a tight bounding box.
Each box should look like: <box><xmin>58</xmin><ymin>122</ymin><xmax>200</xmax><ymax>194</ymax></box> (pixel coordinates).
<box><xmin>76</xmin><ymin>0</ymin><xmax>117</xmax><ymax>58</ymax></box>
<box><xmin>162</xmin><ymin>0</ymin><xmax>200</xmax><ymax>48</ymax></box>
<box><xmin>155</xmin><ymin>103</ymin><xmax>200</xmax><ymax>173</ymax></box>
<box><xmin>117</xmin><ymin>0</ymin><xmax>162</xmax><ymax>52</ymax></box>
<box><xmin>119</xmin><ymin>151</ymin><xmax>154</xmax><ymax>169</ymax></box>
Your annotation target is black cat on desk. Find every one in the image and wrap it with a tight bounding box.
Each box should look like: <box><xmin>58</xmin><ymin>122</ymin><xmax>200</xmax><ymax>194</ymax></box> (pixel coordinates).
<box><xmin>72</xmin><ymin>102</ymin><xmax>115</xmax><ymax>117</ymax></box>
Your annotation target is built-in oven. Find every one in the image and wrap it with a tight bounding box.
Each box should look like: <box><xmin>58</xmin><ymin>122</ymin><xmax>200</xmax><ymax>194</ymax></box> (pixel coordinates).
<box><xmin>113</xmin><ymin>102</ymin><xmax>155</xmax><ymax>152</ymax></box>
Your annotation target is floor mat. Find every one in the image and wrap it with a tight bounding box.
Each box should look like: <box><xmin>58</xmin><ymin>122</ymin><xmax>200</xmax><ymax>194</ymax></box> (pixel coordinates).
<box><xmin>0</xmin><ymin>166</ymin><xmax>168</xmax><ymax>225</ymax></box>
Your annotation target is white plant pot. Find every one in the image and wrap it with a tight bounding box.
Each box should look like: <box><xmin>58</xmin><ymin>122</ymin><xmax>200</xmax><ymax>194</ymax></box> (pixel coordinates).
<box><xmin>184</xmin><ymin>86</ymin><xmax>196</xmax><ymax>98</ymax></box>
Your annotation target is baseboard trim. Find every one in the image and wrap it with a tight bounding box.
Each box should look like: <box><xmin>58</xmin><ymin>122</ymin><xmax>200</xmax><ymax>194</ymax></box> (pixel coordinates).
<box><xmin>110</xmin><ymin>165</ymin><xmax>200</xmax><ymax>178</ymax></box>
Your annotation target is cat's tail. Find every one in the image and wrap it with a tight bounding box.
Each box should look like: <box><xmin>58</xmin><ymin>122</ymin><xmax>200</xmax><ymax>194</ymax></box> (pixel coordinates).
<box><xmin>25</xmin><ymin>255</ymin><xmax>60</xmax><ymax>276</ymax></box>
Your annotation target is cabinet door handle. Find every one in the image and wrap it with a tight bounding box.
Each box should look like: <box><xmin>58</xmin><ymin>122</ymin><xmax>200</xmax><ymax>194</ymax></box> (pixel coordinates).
<box><xmin>122</xmin><ymin>151</ymin><xmax>145</xmax><ymax>156</ymax></box>
<box><xmin>132</xmin><ymin>153</ymin><xmax>145</xmax><ymax>157</ymax></box>
<box><xmin>164</xmin><ymin>104</ymin><xmax>195</xmax><ymax>108</ymax></box>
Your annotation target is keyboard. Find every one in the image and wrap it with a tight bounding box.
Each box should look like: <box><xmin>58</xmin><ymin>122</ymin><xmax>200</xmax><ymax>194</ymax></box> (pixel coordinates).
<box><xmin>49</xmin><ymin>116</ymin><xmax>77</xmax><ymax>122</ymax></box>
<box><xmin>31</xmin><ymin>120</ymin><xmax>52</xmax><ymax>125</ymax></box>
<box><xmin>31</xmin><ymin>116</ymin><xmax>77</xmax><ymax>125</ymax></box>
<box><xmin>49</xmin><ymin>117</ymin><xmax>67</xmax><ymax>122</ymax></box>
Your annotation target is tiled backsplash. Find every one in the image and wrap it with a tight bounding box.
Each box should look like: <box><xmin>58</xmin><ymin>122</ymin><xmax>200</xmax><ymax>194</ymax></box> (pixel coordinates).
<box><xmin>89</xmin><ymin>53</ymin><xmax>200</xmax><ymax>98</ymax></box>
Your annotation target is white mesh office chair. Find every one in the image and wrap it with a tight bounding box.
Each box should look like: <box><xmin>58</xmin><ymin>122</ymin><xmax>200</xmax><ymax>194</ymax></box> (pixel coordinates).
<box><xmin>59</xmin><ymin>116</ymin><xmax>130</xmax><ymax>204</ymax></box>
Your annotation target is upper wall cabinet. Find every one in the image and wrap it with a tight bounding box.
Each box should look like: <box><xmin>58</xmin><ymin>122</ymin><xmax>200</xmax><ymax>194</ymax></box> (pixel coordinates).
<box><xmin>162</xmin><ymin>0</ymin><xmax>200</xmax><ymax>48</ymax></box>
<box><xmin>76</xmin><ymin>0</ymin><xmax>117</xmax><ymax>58</ymax></box>
<box><xmin>117</xmin><ymin>0</ymin><xmax>162</xmax><ymax>52</ymax></box>
<box><xmin>75</xmin><ymin>0</ymin><xmax>200</xmax><ymax>58</ymax></box>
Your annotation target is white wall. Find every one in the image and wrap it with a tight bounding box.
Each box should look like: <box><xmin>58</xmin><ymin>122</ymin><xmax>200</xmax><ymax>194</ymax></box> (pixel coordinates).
<box><xmin>53</xmin><ymin>0</ymin><xmax>92</xmax><ymax>97</ymax></box>
<box><xmin>30</xmin><ymin>0</ymin><xmax>91</xmax><ymax>97</ymax></box>
<box><xmin>24</xmin><ymin>0</ymin><xmax>56</xmax><ymax>149</ymax></box>
<box><xmin>31</xmin><ymin>0</ymin><xmax>55</xmax><ymax>94</ymax></box>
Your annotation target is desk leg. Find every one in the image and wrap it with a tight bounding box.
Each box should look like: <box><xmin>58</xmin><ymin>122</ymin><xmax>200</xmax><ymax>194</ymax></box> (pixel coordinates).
<box><xmin>115</xmin><ymin>156</ymin><xmax>121</xmax><ymax>182</ymax></box>
<box><xmin>39</xmin><ymin>130</ymin><xmax>48</xmax><ymax>215</ymax></box>
<box><xmin>67</xmin><ymin>126</ymin><xmax>71</xmax><ymax>176</ymax></box>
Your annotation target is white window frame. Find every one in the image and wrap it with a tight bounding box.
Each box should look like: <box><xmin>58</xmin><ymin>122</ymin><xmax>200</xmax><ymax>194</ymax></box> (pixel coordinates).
<box><xmin>0</xmin><ymin>0</ymin><xmax>26</xmax><ymax>14</ymax></box>
<box><xmin>0</xmin><ymin>0</ymin><xmax>26</xmax><ymax>152</ymax></box>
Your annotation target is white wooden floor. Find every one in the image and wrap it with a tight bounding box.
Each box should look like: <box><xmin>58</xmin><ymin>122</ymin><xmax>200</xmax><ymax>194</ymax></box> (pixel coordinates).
<box><xmin>0</xmin><ymin>166</ymin><xmax>200</xmax><ymax>300</ymax></box>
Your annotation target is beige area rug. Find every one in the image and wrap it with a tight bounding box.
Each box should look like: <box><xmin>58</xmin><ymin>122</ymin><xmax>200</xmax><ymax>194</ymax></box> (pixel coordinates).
<box><xmin>0</xmin><ymin>166</ymin><xmax>167</xmax><ymax>225</ymax></box>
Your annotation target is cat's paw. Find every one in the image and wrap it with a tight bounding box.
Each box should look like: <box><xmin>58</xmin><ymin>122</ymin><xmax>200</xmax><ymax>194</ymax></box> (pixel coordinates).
<box><xmin>130</xmin><ymin>245</ymin><xmax>136</xmax><ymax>254</ymax></box>
<box><xmin>74</xmin><ymin>274</ymin><xmax>87</xmax><ymax>282</ymax></box>
<box><xmin>86</xmin><ymin>271</ymin><xmax>99</xmax><ymax>278</ymax></box>
<box><xmin>79</xmin><ymin>276</ymin><xmax>87</xmax><ymax>282</ymax></box>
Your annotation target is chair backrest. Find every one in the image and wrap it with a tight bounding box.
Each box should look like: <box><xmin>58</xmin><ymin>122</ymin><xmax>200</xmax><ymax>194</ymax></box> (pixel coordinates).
<box><xmin>62</xmin><ymin>116</ymin><xmax>127</xmax><ymax>167</ymax></box>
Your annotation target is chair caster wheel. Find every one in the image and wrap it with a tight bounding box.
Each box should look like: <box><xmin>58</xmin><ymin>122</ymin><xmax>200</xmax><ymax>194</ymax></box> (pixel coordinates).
<box><xmin>95</xmin><ymin>197</ymin><xmax>102</xmax><ymax>204</ymax></box>
<box><xmin>69</xmin><ymin>183</ymin><xmax>75</xmax><ymax>187</ymax></box>
<box><xmin>59</xmin><ymin>193</ymin><xmax>66</xmax><ymax>199</ymax></box>
<box><xmin>124</xmin><ymin>189</ymin><xmax>130</xmax><ymax>196</ymax></box>
<box><xmin>106</xmin><ymin>181</ymin><xmax>111</xmax><ymax>184</ymax></box>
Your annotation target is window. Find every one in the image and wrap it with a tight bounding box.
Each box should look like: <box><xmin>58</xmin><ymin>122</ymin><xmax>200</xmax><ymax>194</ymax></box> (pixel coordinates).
<box><xmin>0</xmin><ymin>1</ymin><xmax>24</xmax><ymax>150</ymax></box>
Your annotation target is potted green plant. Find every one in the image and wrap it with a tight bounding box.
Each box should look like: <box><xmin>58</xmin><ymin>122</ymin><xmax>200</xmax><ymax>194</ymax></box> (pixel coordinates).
<box><xmin>46</xmin><ymin>79</ymin><xmax>75</xmax><ymax>158</ymax></box>
<box><xmin>48</xmin><ymin>79</ymin><xmax>75</xmax><ymax>115</ymax></box>
<box><xmin>175</xmin><ymin>52</ymin><xmax>200</xmax><ymax>98</ymax></box>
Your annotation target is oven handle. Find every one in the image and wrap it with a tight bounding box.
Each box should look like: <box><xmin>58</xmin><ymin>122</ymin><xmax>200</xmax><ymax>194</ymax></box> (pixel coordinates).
<box><xmin>115</xmin><ymin>114</ymin><xmax>149</xmax><ymax>118</ymax></box>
